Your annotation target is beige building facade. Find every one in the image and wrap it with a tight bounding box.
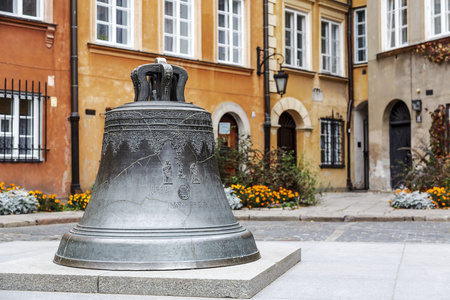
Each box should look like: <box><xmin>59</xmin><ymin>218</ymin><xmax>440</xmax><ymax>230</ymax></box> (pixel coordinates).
<box><xmin>367</xmin><ymin>0</ymin><xmax>450</xmax><ymax>190</ymax></box>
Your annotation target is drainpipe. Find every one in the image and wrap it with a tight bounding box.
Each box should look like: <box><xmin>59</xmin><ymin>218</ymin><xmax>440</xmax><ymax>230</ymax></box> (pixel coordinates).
<box><xmin>70</xmin><ymin>0</ymin><xmax>81</xmax><ymax>194</ymax></box>
<box><xmin>346</xmin><ymin>0</ymin><xmax>354</xmax><ymax>191</ymax></box>
<box><xmin>263</xmin><ymin>0</ymin><xmax>270</xmax><ymax>154</ymax></box>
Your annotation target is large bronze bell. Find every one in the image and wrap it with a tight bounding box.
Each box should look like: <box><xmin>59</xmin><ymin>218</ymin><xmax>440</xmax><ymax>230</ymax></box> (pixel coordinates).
<box><xmin>54</xmin><ymin>58</ymin><xmax>260</xmax><ymax>270</ymax></box>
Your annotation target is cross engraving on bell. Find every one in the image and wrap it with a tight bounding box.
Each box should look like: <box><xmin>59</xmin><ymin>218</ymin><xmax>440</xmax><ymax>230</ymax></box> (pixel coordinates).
<box><xmin>54</xmin><ymin>58</ymin><xmax>260</xmax><ymax>270</ymax></box>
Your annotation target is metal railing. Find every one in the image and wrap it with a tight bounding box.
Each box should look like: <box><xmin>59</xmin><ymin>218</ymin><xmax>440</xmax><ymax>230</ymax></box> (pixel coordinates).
<box><xmin>0</xmin><ymin>78</ymin><xmax>48</xmax><ymax>162</ymax></box>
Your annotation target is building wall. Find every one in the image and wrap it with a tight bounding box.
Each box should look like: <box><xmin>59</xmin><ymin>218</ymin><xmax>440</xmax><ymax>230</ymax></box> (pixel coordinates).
<box><xmin>77</xmin><ymin>0</ymin><xmax>265</xmax><ymax>189</ymax></box>
<box><xmin>271</xmin><ymin>0</ymin><xmax>350</xmax><ymax>189</ymax></box>
<box><xmin>0</xmin><ymin>1</ymin><xmax>72</xmax><ymax>196</ymax></box>
<box><xmin>367</xmin><ymin>0</ymin><xmax>450</xmax><ymax>190</ymax></box>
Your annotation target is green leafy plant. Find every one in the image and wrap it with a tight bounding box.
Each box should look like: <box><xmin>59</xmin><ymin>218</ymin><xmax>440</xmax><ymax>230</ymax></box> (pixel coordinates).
<box><xmin>216</xmin><ymin>136</ymin><xmax>323</xmax><ymax>206</ymax></box>
<box><xmin>429</xmin><ymin>105</ymin><xmax>449</xmax><ymax>157</ymax></box>
<box><xmin>30</xmin><ymin>190</ymin><xmax>65</xmax><ymax>212</ymax></box>
<box><xmin>397</xmin><ymin>142</ymin><xmax>450</xmax><ymax>191</ymax></box>
<box><xmin>390</xmin><ymin>188</ymin><xmax>436</xmax><ymax>209</ymax></box>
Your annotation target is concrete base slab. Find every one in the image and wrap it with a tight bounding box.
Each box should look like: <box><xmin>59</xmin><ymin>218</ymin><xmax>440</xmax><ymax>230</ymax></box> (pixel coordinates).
<box><xmin>0</xmin><ymin>242</ymin><xmax>300</xmax><ymax>299</ymax></box>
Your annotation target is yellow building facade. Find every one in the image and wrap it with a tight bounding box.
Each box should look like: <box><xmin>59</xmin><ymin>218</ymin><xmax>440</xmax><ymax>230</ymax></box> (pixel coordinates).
<box><xmin>269</xmin><ymin>0</ymin><xmax>352</xmax><ymax>189</ymax></box>
<box><xmin>76</xmin><ymin>0</ymin><xmax>365</xmax><ymax>191</ymax></box>
<box><xmin>77</xmin><ymin>0</ymin><xmax>265</xmax><ymax>189</ymax></box>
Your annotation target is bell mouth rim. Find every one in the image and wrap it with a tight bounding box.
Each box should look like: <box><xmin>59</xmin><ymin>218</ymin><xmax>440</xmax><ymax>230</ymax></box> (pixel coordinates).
<box><xmin>53</xmin><ymin>251</ymin><xmax>261</xmax><ymax>271</ymax></box>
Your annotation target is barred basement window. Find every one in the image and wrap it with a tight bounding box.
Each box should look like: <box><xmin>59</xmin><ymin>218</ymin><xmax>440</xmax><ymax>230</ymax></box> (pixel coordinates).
<box><xmin>1</xmin><ymin>79</ymin><xmax>48</xmax><ymax>162</ymax></box>
<box><xmin>320</xmin><ymin>118</ymin><xmax>344</xmax><ymax>168</ymax></box>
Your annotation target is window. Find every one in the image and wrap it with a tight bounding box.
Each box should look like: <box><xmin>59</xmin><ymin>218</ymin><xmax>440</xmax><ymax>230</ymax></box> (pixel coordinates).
<box><xmin>1</xmin><ymin>82</ymin><xmax>47</xmax><ymax>162</ymax></box>
<box><xmin>164</xmin><ymin>0</ymin><xmax>193</xmax><ymax>57</ymax></box>
<box><xmin>0</xmin><ymin>0</ymin><xmax>43</xmax><ymax>20</ymax></box>
<box><xmin>321</xmin><ymin>19</ymin><xmax>341</xmax><ymax>75</ymax></box>
<box><xmin>96</xmin><ymin>0</ymin><xmax>133</xmax><ymax>47</ymax></box>
<box><xmin>354</xmin><ymin>8</ymin><xmax>367</xmax><ymax>63</ymax></box>
<box><xmin>385</xmin><ymin>0</ymin><xmax>407</xmax><ymax>49</ymax></box>
<box><xmin>285</xmin><ymin>9</ymin><xmax>308</xmax><ymax>69</ymax></box>
<box><xmin>429</xmin><ymin>0</ymin><xmax>450</xmax><ymax>37</ymax></box>
<box><xmin>320</xmin><ymin>118</ymin><xmax>344</xmax><ymax>167</ymax></box>
<box><xmin>218</xmin><ymin>0</ymin><xmax>244</xmax><ymax>65</ymax></box>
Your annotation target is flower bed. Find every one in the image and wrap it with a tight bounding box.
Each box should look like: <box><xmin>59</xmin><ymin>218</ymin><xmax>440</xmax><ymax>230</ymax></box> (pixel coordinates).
<box><xmin>389</xmin><ymin>187</ymin><xmax>448</xmax><ymax>209</ymax></box>
<box><xmin>231</xmin><ymin>184</ymin><xmax>299</xmax><ymax>209</ymax></box>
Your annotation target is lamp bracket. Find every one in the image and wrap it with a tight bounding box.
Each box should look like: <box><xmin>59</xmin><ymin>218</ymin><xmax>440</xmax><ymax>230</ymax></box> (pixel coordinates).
<box><xmin>256</xmin><ymin>46</ymin><xmax>285</xmax><ymax>76</ymax></box>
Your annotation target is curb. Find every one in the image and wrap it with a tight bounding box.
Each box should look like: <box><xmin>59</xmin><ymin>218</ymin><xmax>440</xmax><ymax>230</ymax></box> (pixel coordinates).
<box><xmin>0</xmin><ymin>216</ymin><xmax>82</xmax><ymax>228</ymax></box>
<box><xmin>234</xmin><ymin>214</ymin><xmax>449</xmax><ymax>222</ymax></box>
<box><xmin>1</xmin><ymin>214</ymin><xmax>449</xmax><ymax>228</ymax></box>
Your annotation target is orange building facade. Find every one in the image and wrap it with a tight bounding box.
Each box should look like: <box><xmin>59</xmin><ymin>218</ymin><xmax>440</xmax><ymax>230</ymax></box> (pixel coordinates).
<box><xmin>0</xmin><ymin>1</ymin><xmax>72</xmax><ymax>196</ymax></box>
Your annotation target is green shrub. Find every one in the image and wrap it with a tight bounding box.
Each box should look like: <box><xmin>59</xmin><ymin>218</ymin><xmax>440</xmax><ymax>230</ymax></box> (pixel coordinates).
<box><xmin>397</xmin><ymin>142</ymin><xmax>450</xmax><ymax>191</ymax></box>
<box><xmin>216</xmin><ymin>136</ymin><xmax>322</xmax><ymax>206</ymax></box>
<box><xmin>31</xmin><ymin>190</ymin><xmax>65</xmax><ymax>212</ymax></box>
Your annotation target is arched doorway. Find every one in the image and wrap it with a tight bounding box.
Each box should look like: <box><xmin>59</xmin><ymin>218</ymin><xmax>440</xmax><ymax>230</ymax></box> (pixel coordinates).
<box><xmin>218</xmin><ymin>113</ymin><xmax>238</xmax><ymax>149</ymax></box>
<box><xmin>278</xmin><ymin>111</ymin><xmax>296</xmax><ymax>158</ymax></box>
<box><xmin>389</xmin><ymin>101</ymin><xmax>411</xmax><ymax>189</ymax></box>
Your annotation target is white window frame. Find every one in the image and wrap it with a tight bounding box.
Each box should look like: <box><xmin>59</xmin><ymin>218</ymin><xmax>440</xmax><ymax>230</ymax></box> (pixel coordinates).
<box><xmin>383</xmin><ymin>0</ymin><xmax>408</xmax><ymax>50</ymax></box>
<box><xmin>285</xmin><ymin>8</ymin><xmax>309</xmax><ymax>70</ymax></box>
<box><xmin>427</xmin><ymin>0</ymin><xmax>450</xmax><ymax>38</ymax></box>
<box><xmin>320</xmin><ymin>119</ymin><xmax>344</xmax><ymax>167</ymax></box>
<box><xmin>95</xmin><ymin>0</ymin><xmax>134</xmax><ymax>48</ymax></box>
<box><xmin>321</xmin><ymin>19</ymin><xmax>342</xmax><ymax>76</ymax></box>
<box><xmin>354</xmin><ymin>8</ymin><xmax>367</xmax><ymax>64</ymax></box>
<box><xmin>164</xmin><ymin>0</ymin><xmax>194</xmax><ymax>57</ymax></box>
<box><xmin>0</xmin><ymin>92</ymin><xmax>42</xmax><ymax>162</ymax></box>
<box><xmin>0</xmin><ymin>0</ymin><xmax>43</xmax><ymax>20</ymax></box>
<box><xmin>218</xmin><ymin>0</ymin><xmax>244</xmax><ymax>65</ymax></box>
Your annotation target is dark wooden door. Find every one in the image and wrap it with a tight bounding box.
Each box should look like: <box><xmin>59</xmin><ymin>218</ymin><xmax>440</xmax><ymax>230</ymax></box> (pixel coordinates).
<box><xmin>278</xmin><ymin>112</ymin><xmax>296</xmax><ymax>158</ymax></box>
<box><xmin>389</xmin><ymin>102</ymin><xmax>411</xmax><ymax>189</ymax></box>
<box><xmin>363</xmin><ymin>118</ymin><xmax>369</xmax><ymax>190</ymax></box>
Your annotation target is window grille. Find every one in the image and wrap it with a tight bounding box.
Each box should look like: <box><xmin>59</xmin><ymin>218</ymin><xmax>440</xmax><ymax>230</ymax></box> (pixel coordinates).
<box><xmin>1</xmin><ymin>79</ymin><xmax>48</xmax><ymax>162</ymax></box>
<box><xmin>320</xmin><ymin>117</ymin><xmax>344</xmax><ymax>168</ymax></box>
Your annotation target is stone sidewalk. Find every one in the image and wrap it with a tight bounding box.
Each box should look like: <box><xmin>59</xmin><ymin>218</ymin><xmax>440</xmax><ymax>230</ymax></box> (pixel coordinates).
<box><xmin>0</xmin><ymin>192</ymin><xmax>448</xmax><ymax>228</ymax></box>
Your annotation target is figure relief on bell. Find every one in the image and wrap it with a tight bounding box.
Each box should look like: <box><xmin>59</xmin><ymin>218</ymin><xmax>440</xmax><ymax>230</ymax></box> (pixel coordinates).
<box><xmin>162</xmin><ymin>160</ymin><xmax>173</xmax><ymax>185</ymax></box>
<box><xmin>177</xmin><ymin>161</ymin><xmax>186</xmax><ymax>179</ymax></box>
<box><xmin>190</xmin><ymin>163</ymin><xmax>201</xmax><ymax>184</ymax></box>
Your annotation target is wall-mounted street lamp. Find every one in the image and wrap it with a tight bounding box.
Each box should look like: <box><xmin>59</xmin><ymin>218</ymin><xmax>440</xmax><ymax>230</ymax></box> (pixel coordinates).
<box><xmin>256</xmin><ymin>46</ymin><xmax>289</xmax><ymax>96</ymax></box>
